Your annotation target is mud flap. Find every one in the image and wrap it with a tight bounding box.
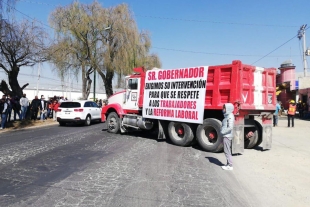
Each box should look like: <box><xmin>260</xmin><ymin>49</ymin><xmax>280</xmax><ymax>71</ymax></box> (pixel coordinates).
<box><xmin>232</xmin><ymin>124</ymin><xmax>244</xmax><ymax>154</ymax></box>
<box><xmin>158</xmin><ymin>120</ymin><xmax>168</xmax><ymax>140</ymax></box>
<box><xmin>261</xmin><ymin>114</ymin><xmax>272</xmax><ymax>150</ymax></box>
<box><xmin>262</xmin><ymin>125</ymin><xmax>272</xmax><ymax>150</ymax></box>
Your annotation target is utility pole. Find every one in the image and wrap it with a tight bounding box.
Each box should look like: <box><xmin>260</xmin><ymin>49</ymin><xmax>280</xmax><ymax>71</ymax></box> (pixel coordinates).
<box><xmin>69</xmin><ymin>69</ymin><xmax>72</xmax><ymax>101</ymax></box>
<box><xmin>36</xmin><ymin>62</ymin><xmax>41</xmax><ymax>96</ymax></box>
<box><xmin>298</xmin><ymin>24</ymin><xmax>308</xmax><ymax>77</ymax></box>
<box><xmin>93</xmin><ymin>69</ymin><xmax>96</xmax><ymax>101</ymax></box>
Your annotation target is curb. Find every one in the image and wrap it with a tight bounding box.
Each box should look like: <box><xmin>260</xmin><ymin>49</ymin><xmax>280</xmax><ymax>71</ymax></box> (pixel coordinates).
<box><xmin>0</xmin><ymin>120</ymin><xmax>58</xmax><ymax>133</ymax></box>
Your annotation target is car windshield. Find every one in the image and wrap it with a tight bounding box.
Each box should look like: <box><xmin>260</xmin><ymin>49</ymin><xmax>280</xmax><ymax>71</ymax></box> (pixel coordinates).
<box><xmin>60</xmin><ymin>102</ymin><xmax>81</xmax><ymax>108</ymax></box>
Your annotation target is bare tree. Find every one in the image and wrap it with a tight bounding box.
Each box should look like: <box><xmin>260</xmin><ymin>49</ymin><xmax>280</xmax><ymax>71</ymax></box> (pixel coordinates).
<box><xmin>0</xmin><ymin>19</ymin><xmax>47</xmax><ymax>97</ymax></box>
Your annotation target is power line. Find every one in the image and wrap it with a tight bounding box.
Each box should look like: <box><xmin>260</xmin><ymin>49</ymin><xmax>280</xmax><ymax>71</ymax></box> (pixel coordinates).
<box><xmin>251</xmin><ymin>26</ymin><xmax>310</xmax><ymax>65</ymax></box>
<box><xmin>18</xmin><ymin>0</ymin><xmax>298</xmax><ymax>28</ymax></box>
<box><xmin>152</xmin><ymin>47</ymin><xmax>300</xmax><ymax>57</ymax></box>
<box><xmin>135</xmin><ymin>15</ymin><xmax>298</xmax><ymax>28</ymax></box>
<box><xmin>18</xmin><ymin>0</ymin><xmax>55</xmax><ymax>6</ymax></box>
<box><xmin>6</xmin><ymin>0</ymin><xmax>305</xmax><ymax>66</ymax></box>
<box><xmin>4</xmin><ymin>1</ymin><xmax>54</xmax><ymax>29</ymax></box>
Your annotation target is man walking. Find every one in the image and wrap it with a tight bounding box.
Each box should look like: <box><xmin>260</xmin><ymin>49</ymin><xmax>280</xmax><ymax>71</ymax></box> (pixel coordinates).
<box><xmin>273</xmin><ymin>101</ymin><xmax>281</xmax><ymax>127</ymax></box>
<box><xmin>287</xmin><ymin>100</ymin><xmax>296</xmax><ymax>127</ymax></box>
<box><xmin>20</xmin><ymin>94</ymin><xmax>29</xmax><ymax>120</ymax></box>
<box><xmin>221</xmin><ymin>103</ymin><xmax>235</xmax><ymax>171</ymax></box>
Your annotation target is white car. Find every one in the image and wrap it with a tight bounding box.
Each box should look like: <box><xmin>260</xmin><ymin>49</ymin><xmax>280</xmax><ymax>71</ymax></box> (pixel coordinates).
<box><xmin>57</xmin><ymin>100</ymin><xmax>101</xmax><ymax>126</ymax></box>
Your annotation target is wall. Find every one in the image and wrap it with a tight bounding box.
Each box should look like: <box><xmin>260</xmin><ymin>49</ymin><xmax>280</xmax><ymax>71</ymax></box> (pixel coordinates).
<box><xmin>1</xmin><ymin>89</ymin><xmax>107</xmax><ymax>101</ymax></box>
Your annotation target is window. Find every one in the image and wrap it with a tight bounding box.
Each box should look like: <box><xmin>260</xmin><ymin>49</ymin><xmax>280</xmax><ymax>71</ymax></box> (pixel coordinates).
<box><xmin>60</xmin><ymin>102</ymin><xmax>81</xmax><ymax>108</ymax></box>
<box><xmin>128</xmin><ymin>79</ymin><xmax>138</xmax><ymax>90</ymax></box>
<box><xmin>84</xmin><ymin>102</ymin><xmax>92</xmax><ymax>107</ymax></box>
<box><xmin>91</xmin><ymin>102</ymin><xmax>99</xmax><ymax>108</ymax></box>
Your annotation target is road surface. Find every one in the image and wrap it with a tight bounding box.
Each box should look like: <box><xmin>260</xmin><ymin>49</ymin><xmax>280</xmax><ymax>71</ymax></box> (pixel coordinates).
<box><xmin>0</xmin><ymin>117</ymin><xmax>309</xmax><ymax>206</ymax></box>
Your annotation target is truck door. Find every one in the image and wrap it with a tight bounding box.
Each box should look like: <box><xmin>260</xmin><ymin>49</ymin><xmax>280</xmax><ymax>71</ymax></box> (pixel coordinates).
<box><xmin>123</xmin><ymin>78</ymin><xmax>140</xmax><ymax>110</ymax></box>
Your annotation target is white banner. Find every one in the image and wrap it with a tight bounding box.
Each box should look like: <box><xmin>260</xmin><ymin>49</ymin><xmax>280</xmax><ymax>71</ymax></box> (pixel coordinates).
<box><xmin>143</xmin><ymin>66</ymin><xmax>208</xmax><ymax>124</ymax></box>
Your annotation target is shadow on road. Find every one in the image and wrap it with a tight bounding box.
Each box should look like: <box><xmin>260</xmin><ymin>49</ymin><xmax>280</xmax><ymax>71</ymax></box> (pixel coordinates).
<box><xmin>205</xmin><ymin>157</ymin><xmax>224</xmax><ymax>166</ymax></box>
<box><xmin>253</xmin><ymin>146</ymin><xmax>270</xmax><ymax>152</ymax></box>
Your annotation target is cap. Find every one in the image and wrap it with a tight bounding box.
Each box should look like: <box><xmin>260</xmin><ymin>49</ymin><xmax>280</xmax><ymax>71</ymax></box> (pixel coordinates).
<box><xmin>290</xmin><ymin>100</ymin><xmax>295</xmax><ymax>104</ymax></box>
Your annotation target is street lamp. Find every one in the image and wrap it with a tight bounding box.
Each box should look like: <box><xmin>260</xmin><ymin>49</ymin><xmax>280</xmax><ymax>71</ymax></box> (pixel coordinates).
<box><xmin>93</xmin><ymin>26</ymin><xmax>111</xmax><ymax>101</ymax></box>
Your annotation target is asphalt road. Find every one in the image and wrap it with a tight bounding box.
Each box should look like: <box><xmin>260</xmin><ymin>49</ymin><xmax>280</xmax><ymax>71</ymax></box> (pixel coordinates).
<box><xmin>0</xmin><ymin>122</ymin><xmax>252</xmax><ymax>207</ymax></box>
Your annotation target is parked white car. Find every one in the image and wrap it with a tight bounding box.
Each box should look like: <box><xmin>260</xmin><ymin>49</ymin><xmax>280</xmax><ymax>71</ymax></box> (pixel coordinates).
<box><xmin>57</xmin><ymin>100</ymin><xmax>101</xmax><ymax>126</ymax></box>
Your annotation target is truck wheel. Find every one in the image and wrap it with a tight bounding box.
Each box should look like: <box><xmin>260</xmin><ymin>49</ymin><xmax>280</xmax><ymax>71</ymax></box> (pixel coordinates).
<box><xmin>253</xmin><ymin>120</ymin><xmax>263</xmax><ymax>147</ymax></box>
<box><xmin>244</xmin><ymin>119</ymin><xmax>259</xmax><ymax>149</ymax></box>
<box><xmin>168</xmin><ymin>122</ymin><xmax>194</xmax><ymax>147</ymax></box>
<box><xmin>196</xmin><ymin>118</ymin><xmax>223</xmax><ymax>152</ymax></box>
<box><xmin>106</xmin><ymin>112</ymin><xmax>120</xmax><ymax>134</ymax></box>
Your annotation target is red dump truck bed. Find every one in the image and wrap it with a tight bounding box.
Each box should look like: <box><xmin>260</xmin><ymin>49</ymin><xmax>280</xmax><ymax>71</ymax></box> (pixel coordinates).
<box><xmin>204</xmin><ymin>60</ymin><xmax>276</xmax><ymax>111</ymax></box>
<box><xmin>138</xmin><ymin>60</ymin><xmax>276</xmax><ymax>112</ymax></box>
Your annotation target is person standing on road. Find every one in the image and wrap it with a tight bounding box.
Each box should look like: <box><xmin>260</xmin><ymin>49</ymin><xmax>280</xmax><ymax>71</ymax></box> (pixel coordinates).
<box><xmin>287</xmin><ymin>100</ymin><xmax>296</xmax><ymax>127</ymax></box>
<box><xmin>0</xmin><ymin>95</ymin><xmax>8</xmax><ymax>129</ymax></box>
<box><xmin>221</xmin><ymin>103</ymin><xmax>235</xmax><ymax>171</ymax></box>
<box><xmin>273</xmin><ymin>101</ymin><xmax>281</xmax><ymax>127</ymax></box>
<box><xmin>297</xmin><ymin>100</ymin><xmax>303</xmax><ymax>119</ymax></box>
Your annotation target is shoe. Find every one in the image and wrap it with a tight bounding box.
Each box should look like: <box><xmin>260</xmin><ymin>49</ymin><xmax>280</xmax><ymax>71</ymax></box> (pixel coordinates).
<box><xmin>221</xmin><ymin>165</ymin><xmax>233</xmax><ymax>170</ymax></box>
<box><xmin>0</xmin><ymin>127</ymin><xmax>3</xmax><ymax>130</ymax></box>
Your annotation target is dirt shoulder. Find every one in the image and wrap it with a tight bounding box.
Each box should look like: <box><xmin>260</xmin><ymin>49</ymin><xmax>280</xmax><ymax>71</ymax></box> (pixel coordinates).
<box><xmin>0</xmin><ymin>119</ymin><xmax>58</xmax><ymax>133</ymax></box>
<box><xmin>228</xmin><ymin>116</ymin><xmax>310</xmax><ymax>207</ymax></box>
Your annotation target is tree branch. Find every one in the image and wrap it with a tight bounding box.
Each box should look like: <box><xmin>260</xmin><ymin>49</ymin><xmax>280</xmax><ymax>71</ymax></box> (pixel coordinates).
<box><xmin>21</xmin><ymin>83</ymin><xmax>29</xmax><ymax>90</ymax></box>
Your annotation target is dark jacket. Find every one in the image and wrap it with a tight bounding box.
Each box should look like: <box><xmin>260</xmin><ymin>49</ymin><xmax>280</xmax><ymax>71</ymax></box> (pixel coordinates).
<box><xmin>31</xmin><ymin>99</ymin><xmax>41</xmax><ymax>110</ymax></box>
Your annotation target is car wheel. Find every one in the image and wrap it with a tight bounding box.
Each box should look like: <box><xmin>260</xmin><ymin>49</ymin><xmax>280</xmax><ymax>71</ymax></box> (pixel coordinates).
<box><xmin>84</xmin><ymin>115</ymin><xmax>91</xmax><ymax>126</ymax></box>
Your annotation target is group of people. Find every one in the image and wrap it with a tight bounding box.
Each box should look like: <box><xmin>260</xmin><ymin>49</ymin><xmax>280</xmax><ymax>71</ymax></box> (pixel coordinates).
<box><xmin>0</xmin><ymin>94</ymin><xmax>66</xmax><ymax>129</ymax></box>
<box><xmin>95</xmin><ymin>99</ymin><xmax>107</xmax><ymax>108</ymax></box>
<box><xmin>27</xmin><ymin>95</ymin><xmax>64</xmax><ymax>122</ymax></box>
<box><xmin>273</xmin><ymin>99</ymin><xmax>309</xmax><ymax>128</ymax></box>
<box><xmin>274</xmin><ymin>99</ymin><xmax>297</xmax><ymax>127</ymax></box>
<box><xmin>1</xmin><ymin>94</ymin><xmax>24</xmax><ymax>129</ymax></box>
<box><xmin>297</xmin><ymin>100</ymin><xmax>308</xmax><ymax>119</ymax></box>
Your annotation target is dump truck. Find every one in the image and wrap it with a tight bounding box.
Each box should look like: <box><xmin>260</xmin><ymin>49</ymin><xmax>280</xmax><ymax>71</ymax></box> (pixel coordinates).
<box><xmin>101</xmin><ymin>60</ymin><xmax>276</xmax><ymax>154</ymax></box>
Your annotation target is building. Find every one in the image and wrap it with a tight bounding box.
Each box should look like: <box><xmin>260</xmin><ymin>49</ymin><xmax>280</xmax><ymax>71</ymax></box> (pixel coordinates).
<box><xmin>276</xmin><ymin>60</ymin><xmax>296</xmax><ymax>109</ymax></box>
<box><xmin>276</xmin><ymin>60</ymin><xmax>310</xmax><ymax>113</ymax></box>
<box><xmin>1</xmin><ymin>88</ymin><xmax>107</xmax><ymax>101</ymax></box>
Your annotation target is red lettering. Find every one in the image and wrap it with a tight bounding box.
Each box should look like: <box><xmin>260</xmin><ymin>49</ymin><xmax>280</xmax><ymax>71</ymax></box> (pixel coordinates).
<box><xmin>199</xmin><ymin>67</ymin><xmax>204</xmax><ymax>77</ymax></box>
<box><xmin>148</xmin><ymin>71</ymin><xmax>156</xmax><ymax>80</ymax></box>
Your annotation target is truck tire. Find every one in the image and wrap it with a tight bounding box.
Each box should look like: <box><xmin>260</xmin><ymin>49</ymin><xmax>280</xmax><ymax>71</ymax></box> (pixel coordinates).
<box><xmin>168</xmin><ymin>122</ymin><xmax>194</xmax><ymax>147</ymax></box>
<box><xmin>253</xmin><ymin>120</ymin><xmax>263</xmax><ymax>148</ymax></box>
<box><xmin>196</xmin><ymin>118</ymin><xmax>223</xmax><ymax>152</ymax></box>
<box><xmin>244</xmin><ymin>119</ymin><xmax>259</xmax><ymax>149</ymax></box>
<box><xmin>106</xmin><ymin>112</ymin><xmax>120</xmax><ymax>134</ymax></box>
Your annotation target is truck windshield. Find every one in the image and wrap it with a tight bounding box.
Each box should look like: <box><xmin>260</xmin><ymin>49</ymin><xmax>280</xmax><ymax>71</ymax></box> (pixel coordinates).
<box><xmin>128</xmin><ymin>79</ymin><xmax>138</xmax><ymax>90</ymax></box>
